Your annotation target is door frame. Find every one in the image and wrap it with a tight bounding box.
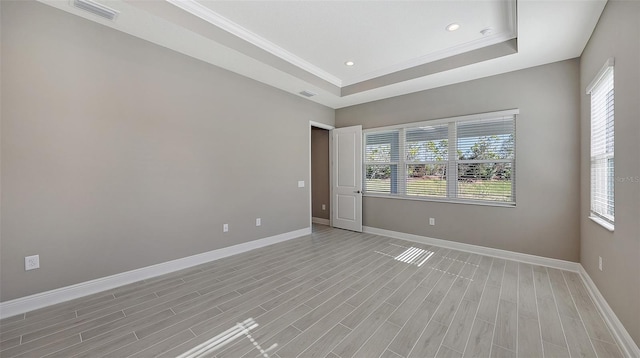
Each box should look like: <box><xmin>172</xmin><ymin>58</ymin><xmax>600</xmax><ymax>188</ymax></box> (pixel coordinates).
<box><xmin>309</xmin><ymin>121</ymin><xmax>335</xmax><ymax>229</ymax></box>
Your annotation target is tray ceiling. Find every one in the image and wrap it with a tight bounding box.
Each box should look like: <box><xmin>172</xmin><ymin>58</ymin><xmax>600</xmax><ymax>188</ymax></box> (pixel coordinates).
<box><xmin>38</xmin><ymin>0</ymin><xmax>606</xmax><ymax>109</ymax></box>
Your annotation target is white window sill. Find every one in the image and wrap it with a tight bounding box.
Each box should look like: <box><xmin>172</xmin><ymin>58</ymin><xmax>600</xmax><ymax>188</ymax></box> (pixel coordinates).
<box><xmin>363</xmin><ymin>193</ymin><xmax>516</xmax><ymax>208</ymax></box>
<box><xmin>589</xmin><ymin>216</ymin><xmax>614</xmax><ymax>232</ymax></box>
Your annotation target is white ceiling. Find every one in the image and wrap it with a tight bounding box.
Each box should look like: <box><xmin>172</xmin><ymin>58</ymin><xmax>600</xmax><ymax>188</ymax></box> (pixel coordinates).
<box><xmin>39</xmin><ymin>0</ymin><xmax>606</xmax><ymax>109</ymax></box>
<box><xmin>194</xmin><ymin>0</ymin><xmax>516</xmax><ymax>86</ymax></box>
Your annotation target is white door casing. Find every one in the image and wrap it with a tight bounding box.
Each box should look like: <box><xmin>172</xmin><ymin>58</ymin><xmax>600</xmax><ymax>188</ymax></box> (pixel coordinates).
<box><xmin>332</xmin><ymin>126</ymin><xmax>362</xmax><ymax>232</ymax></box>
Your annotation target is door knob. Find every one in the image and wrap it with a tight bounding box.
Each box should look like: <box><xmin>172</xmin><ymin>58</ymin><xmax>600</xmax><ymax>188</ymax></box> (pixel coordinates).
<box><xmin>354</xmin><ymin>190</ymin><xmax>362</xmax><ymax>194</ymax></box>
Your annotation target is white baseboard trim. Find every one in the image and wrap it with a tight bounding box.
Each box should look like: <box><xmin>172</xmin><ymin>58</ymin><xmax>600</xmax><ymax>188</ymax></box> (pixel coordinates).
<box><xmin>578</xmin><ymin>265</ymin><xmax>640</xmax><ymax>358</ymax></box>
<box><xmin>0</xmin><ymin>227</ymin><xmax>312</xmax><ymax>319</ymax></box>
<box><xmin>363</xmin><ymin>226</ymin><xmax>639</xmax><ymax>357</ymax></box>
<box><xmin>363</xmin><ymin>226</ymin><xmax>580</xmax><ymax>272</ymax></box>
<box><xmin>312</xmin><ymin>217</ymin><xmax>330</xmax><ymax>226</ymax></box>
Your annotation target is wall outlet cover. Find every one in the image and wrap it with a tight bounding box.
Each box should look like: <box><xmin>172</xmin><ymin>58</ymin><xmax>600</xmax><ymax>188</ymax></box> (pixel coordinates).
<box><xmin>25</xmin><ymin>255</ymin><xmax>40</xmax><ymax>271</ymax></box>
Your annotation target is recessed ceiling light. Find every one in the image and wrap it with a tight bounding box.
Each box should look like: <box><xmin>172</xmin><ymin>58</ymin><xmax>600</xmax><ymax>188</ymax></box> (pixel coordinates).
<box><xmin>344</xmin><ymin>61</ymin><xmax>355</xmax><ymax>66</ymax></box>
<box><xmin>446</xmin><ymin>23</ymin><xmax>460</xmax><ymax>32</ymax></box>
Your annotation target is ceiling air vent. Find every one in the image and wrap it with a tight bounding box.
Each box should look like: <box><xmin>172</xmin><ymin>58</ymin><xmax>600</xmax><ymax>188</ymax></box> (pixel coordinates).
<box><xmin>72</xmin><ymin>0</ymin><xmax>119</xmax><ymax>21</ymax></box>
<box><xmin>299</xmin><ymin>90</ymin><xmax>317</xmax><ymax>98</ymax></box>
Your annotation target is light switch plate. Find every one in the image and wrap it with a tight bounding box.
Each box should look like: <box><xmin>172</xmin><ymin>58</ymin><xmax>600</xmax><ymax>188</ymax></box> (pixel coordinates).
<box><xmin>298</xmin><ymin>181</ymin><xmax>305</xmax><ymax>188</ymax></box>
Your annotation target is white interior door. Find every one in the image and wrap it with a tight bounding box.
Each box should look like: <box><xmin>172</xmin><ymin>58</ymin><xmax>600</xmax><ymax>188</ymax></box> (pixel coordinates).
<box><xmin>332</xmin><ymin>125</ymin><xmax>362</xmax><ymax>232</ymax></box>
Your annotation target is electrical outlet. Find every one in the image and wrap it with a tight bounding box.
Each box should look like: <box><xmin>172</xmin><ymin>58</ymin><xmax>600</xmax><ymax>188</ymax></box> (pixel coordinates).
<box><xmin>598</xmin><ymin>256</ymin><xmax>603</xmax><ymax>271</ymax></box>
<box><xmin>322</xmin><ymin>204</ymin><xmax>326</xmax><ymax>211</ymax></box>
<box><xmin>25</xmin><ymin>255</ymin><xmax>40</xmax><ymax>271</ymax></box>
<box><xmin>429</xmin><ymin>218</ymin><xmax>435</xmax><ymax>226</ymax></box>
<box><xmin>256</xmin><ymin>218</ymin><xmax>261</xmax><ymax>226</ymax></box>
<box><xmin>223</xmin><ymin>224</ymin><xmax>229</xmax><ymax>232</ymax></box>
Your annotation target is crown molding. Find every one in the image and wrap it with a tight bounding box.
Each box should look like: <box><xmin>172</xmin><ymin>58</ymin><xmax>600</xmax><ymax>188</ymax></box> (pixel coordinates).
<box><xmin>342</xmin><ymin>30</ymin><xmax>516</xmax><ymax>87</ymax></box>
<box><xmin>166</xmin><ymin>0</ymin><xmax>517</xmax><ymax>90</ymax></box>
<box><xmin>166</xmin><ymin>0</ymin><xmax>343</xmax><ymax>87</ymax></box>
<box><xmin>343</xmin><ymin>0</ymin><xmax>517</xmax><ymax>86</ymax></box>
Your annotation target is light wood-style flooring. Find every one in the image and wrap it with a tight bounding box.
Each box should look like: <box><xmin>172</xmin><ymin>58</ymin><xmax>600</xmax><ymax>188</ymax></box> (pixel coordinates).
<box><xmin>0</xmin><ymin>225</ymin><xmax>624</xmax><ymax>357</ymax></box>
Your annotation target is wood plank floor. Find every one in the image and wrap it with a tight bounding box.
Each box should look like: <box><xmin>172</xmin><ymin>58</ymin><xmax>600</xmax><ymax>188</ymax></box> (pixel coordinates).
<box><xmin>0</xmin><ymin>225</ymin><xmax>624</xmax><ymax>358</ymax></box>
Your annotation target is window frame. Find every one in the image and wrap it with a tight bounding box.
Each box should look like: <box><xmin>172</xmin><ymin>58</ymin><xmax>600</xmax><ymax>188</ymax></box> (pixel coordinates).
<box><xmin>363</xmin><ymin>109</ymin><xmax>518</xmax><ymax>207</ymax></box>
<box><xmin>587</xmin><ymin>58</ymin><xmax>615</xmax><ymax>230</ymax></box>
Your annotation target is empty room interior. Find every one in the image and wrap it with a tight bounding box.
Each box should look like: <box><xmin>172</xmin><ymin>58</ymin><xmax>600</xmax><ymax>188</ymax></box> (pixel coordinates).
<box><xmin>1</xmin><ymin>0</ymin><xmax>639</xmax><ymax>357</ymax></box>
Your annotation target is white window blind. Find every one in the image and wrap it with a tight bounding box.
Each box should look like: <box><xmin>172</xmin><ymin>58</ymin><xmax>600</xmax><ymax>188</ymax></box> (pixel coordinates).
<box><xmin>405</xmin><ymin>124</ymin><xmax>449</xmax><ymax>198</ymax></box>
<box><xmin>364</xmin><ymin>110</ymin><xmax>517</xmax><ymax>205</ymax></box>
<box><xmin>364</xmin><ymin>130</ymin><xmax>400</xmax><ymax>194</ymax></box>
<box><xmin>588</xmin><ymin>59</ymin><xmax>614</xmax><ymax>225</ymax></box>
<box><xmin>456</xmin><ymin>118</ymin><xmax>515</xmax><ymax>202</ymax></box>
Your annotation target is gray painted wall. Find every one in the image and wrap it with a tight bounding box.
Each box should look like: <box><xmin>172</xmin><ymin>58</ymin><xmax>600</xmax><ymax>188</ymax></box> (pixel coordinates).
<box><xmin>311</xmin><ymin>128</ymin><xmax>330</xmax><ymax>220</ymax></box>
<box><xmin>579</xmin><ymin>0</ymin><xmax>640</xmax><ymax>346</ymax></box>
<box><xmin>0</xmin><ymin>1</ymin><xmax>334</xmax><ymax>302</ymax></box>
<box><xmin>336</xmin><ymin>59</ymin><xmax>581</xmax><ymax>262</ymax></box>
<box><xmin>3</xmin><ymin>1</ymin><xmax>637</xmax><ymax>346</ymax></box>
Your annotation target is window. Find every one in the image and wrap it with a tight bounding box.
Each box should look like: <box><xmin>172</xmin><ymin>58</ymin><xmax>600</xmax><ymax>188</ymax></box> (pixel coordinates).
<box><xmin>364</xmin><ymin>130</ymin><xmax>399</xmax><ymax>194</ymax></box>
<box><xmin>587</xmin><ymin>59</ymin><xmax>614</xmax><ymax>228</ymax></box>
<box><xmin>405</xmin><ymin>125</ymin><xmax>449</xmax><ymax>198</ymax></box>
<box><xmin>364</xmin><ymin>110</ymin><xmax>517</xmax><ymax>205</ymax></box>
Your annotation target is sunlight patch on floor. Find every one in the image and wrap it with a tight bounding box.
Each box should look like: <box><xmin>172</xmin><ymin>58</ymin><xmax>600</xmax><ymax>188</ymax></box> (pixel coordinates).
<box><xmin>375</xmin><ymin>246</ymin><xmax>434</xmax><ymax>267</ymax></box>
<box><xmin>177</xmin><ymin>318</ymin><xmax>276</xmax><ymax>358</ymax></box>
